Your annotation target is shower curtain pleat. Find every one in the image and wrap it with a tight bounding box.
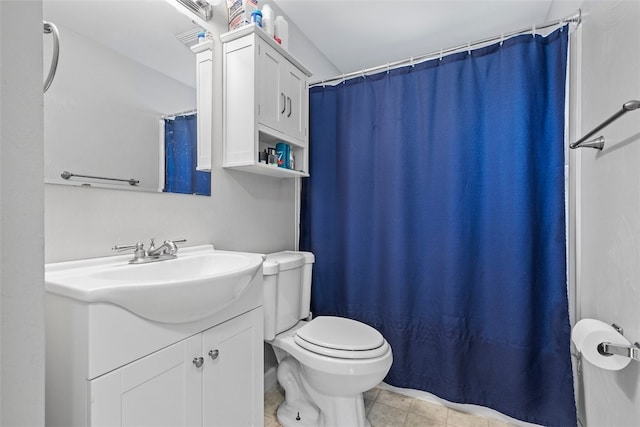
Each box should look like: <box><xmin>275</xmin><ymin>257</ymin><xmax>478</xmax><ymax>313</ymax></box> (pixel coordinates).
<box><xmin>301</xmin><ymin>28</ymin><xmax>575</xmax><ymax>426</ymax></box>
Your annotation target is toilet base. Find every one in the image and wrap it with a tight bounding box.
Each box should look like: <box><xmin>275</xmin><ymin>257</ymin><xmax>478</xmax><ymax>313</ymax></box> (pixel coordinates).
<box><xmin>276</xmin><ymin>396</ymin><xmax>319</xmax><ymax>427</ymax></box>
<box><xmin>275</xmin><ymin>354</ymin><xmax>372</xmax><ymax>427</ymax></box>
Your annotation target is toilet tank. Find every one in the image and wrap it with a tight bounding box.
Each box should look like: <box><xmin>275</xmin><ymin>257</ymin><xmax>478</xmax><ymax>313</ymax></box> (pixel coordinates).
<box><xmin>263</xmin><ymin>251</ymin><xmax>315</xmax><ymax>340</ymax></box>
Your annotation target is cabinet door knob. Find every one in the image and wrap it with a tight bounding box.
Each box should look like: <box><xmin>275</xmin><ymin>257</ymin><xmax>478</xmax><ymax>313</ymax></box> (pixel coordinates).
<box><xmin>280</xmin><ymin>93</ymin><xmax>286</xmax><ymax>114</ymax></box>
<box><xmin>192</xmin><ymin>357</ymin><xmax>204</xmax><ymax>368</ymax></box>
<box><xmin>208</xmin><ymin>349</ymin><xmax>219</xmax><ymax>360</ymax></box>
<box><xmin>287</xmin><ymin>96</ymin><xmax>292</xmax><ymax>117</ymax></box>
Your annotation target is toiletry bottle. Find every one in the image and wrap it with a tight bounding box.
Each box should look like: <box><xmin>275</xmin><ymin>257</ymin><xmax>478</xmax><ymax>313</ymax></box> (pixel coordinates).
<box><xmin>261</xmin><ymin>4</ymin><xmax>274</xmax><ymax>36</ymax></box>
<box><xmin>275</xmin><ymin>142</ymin><xmax>290</xmax><ymax>168</ymax></box>
<box><xmin>274</xmin><ymin>16</ymin><xmax>288</xmax><ymax>49</ymax></box>
<box><xmin>251</xmin><ymin>10</ymin><xmax>263</xmax><ymax>27</ymax></box>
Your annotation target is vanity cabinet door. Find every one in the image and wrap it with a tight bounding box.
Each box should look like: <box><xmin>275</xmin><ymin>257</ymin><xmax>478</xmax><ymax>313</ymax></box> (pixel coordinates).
<box><xmin>89</xmin><ymin>334</ymin><xmax>202</xmax><ymax>427</ymax></box>
<box><xmin>202</xmin><ymin>308</ymin><xmax>263</xmax><ymax>427</ymax></box>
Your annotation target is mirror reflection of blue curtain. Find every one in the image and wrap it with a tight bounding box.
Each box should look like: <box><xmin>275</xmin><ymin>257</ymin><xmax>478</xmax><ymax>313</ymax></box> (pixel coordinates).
<box><xmin>164</xmin><ymin>114</ymin><xmax>211</xmax><ymax>196</ymax></box>
<box><xmin>302</xmin><ymin>28</ymin><xmax>574</xmax><ymax>426</ymax></box>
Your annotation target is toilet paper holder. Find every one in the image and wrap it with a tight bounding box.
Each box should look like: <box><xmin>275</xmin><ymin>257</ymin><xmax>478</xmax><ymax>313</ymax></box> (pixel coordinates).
<box><xmin>597</xmin><ymin>324</ymin><xmax>640</xmax><ymax>362</ymax></box>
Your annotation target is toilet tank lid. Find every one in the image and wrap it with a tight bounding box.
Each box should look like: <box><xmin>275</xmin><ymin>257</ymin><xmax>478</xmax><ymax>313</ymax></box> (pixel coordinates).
<box><xmin>263</xmin><ymin>251</ymin><xmax>313</xmax><ymax>275</ymax></box>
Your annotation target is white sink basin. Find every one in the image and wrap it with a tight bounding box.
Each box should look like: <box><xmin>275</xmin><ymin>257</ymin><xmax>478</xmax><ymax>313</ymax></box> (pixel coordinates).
<box><xmin>45</xmin><ymin>245</ymin><xmax>264</xmax><ymax>324</ymax></box>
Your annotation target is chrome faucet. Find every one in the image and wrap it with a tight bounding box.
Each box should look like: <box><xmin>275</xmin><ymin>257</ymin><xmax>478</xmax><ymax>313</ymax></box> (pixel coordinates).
<box><xmin>147</xmin><ymin>238</ymin><xmax>181</xmax><ymax>257</ymax></box>
<box><xmin>113</xmin><ymin>238</ymin><xmax>186</xmax><ymax>264</ymax></box>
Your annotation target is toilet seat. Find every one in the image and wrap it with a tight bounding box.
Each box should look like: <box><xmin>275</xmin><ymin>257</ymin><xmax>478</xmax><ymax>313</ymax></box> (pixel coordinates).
<box><xmin>294</xmin><ymin>316</ymin><xmax>389</xmax><ymax>359</ymax></box>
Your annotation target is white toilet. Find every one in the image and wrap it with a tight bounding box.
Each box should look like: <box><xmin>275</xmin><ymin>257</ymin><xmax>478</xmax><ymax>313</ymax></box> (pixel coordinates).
<box><xmin>263</xmin><ymin>251</ymin><xmax>393</xmax><ymax>427</ymax></box>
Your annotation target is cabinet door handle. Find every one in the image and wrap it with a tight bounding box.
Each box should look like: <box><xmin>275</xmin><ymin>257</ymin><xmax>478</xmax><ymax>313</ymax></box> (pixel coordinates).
<box><xmin>192</xmin><ymin>357</ymin><xmax>204</xmax><ymax>368</ymax></box>
<box><xmin>280</xmin><ymin>93</ymin><xmax>286</xmax><ymax>114</ymax></box>
<box><xmin>208</xmin><ymin>349</ymin><xmax>219</xmax><ymax>360</ymax></box>
<box><xmin>287</xmin><ymin>96</ymin><xmax>292</xmax><ymax>117</ymax></box>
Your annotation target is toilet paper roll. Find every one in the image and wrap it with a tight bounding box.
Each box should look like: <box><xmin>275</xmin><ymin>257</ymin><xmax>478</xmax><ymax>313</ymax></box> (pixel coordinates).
<box><xmin>571</xmin><ymin>318</ymin><xmax>632</xmax><ymax>371</ymax></box>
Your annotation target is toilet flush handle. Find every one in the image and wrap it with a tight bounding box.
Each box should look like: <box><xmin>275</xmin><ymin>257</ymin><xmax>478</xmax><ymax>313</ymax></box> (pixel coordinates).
<box><xmin>208</xmin><ymin>349</ymin><xmax>219</xmax><ymax>360</ymax></box>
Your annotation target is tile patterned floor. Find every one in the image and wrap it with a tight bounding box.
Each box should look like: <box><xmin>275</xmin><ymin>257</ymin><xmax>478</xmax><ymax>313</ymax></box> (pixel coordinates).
<box><xmin>264</xmin><ymin>385</ymin><xmax>516</xmax><ymax>427</ymax></box>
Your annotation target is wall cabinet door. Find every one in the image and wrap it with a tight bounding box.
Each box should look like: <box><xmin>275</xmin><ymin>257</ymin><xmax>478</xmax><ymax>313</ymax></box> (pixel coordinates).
<box><xmin>202</xmin><ymin>308</ymin><xmax>263</xmax><ymax>427</ymax></box>
<box><xmin>282</xmin><ymin>63</ymin><xmax>307</xmax><ymax>142</ymax></box>
<box><xmin>89</xmin><ymin>334</ymin><xmax>202</xmax><ymax>427</ymax></box>
<box><xmin>257</xmin><ymin>39</ymin><xmax>307</xmax><ymax>143</ymax></box>
<box><xmin>258</xmin><ymin>40</ymin><xmax>285</xmax><ymax>134</ymax></box>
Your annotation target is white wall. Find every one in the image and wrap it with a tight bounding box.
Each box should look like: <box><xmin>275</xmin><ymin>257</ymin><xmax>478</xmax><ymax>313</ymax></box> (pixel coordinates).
<box><xmin>574</xmin><ymin>1</ymin><xmax>640</xmax><ymax>425</ymax></box>
<box><xmin>0</xmin><ymin>1</ymin><xmax>45</xmax><ymax>425</ymax></box>
<box><xmin>44</xmin><ymin>1</ymin><xmax>339</xmax><ymax>263</ymax></box>
<box><xmin>260</xmin><ymin>0</ymin><xmax>340</xmax><ymax>83</ymax></box>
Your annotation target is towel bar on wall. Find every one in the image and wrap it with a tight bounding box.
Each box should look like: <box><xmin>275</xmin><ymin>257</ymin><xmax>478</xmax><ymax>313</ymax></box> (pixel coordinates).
<box><xmin>61</xmin><ymin>170</ymin><xmax>139</xmax><ymax>186</ymax></box>
<box><xmin>570</xmin><ymin>100</ymin><xmax>640</xmax><ymax>150</ymax></box>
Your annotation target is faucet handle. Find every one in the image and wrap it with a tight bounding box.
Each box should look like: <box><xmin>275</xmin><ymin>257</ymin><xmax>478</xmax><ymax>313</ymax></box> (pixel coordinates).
<box><xmin>112</xmin><ymin>242</ymin><xmax>144</xmax><ymax>252</ymax></box>
<box><xmin>161</xmin><ymin>239</ymin><xmax>186</xmax><ymax>256</ymax></box>
<box><xmin>148</xmin><ymin>238</ymin><xmax>156</xmax><ymax>250</ymax></box>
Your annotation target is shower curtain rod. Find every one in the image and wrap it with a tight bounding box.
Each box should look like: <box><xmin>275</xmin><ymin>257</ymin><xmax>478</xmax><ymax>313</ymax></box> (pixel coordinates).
<box><xmin>310</xmin><ymin>10</ymin><xmax>581</xmax><ymax>87</ymax></box>
<box><xmin>162</xmin><ymin>108</ymin><xmax>197</xmax><ymax>119</ymax></box>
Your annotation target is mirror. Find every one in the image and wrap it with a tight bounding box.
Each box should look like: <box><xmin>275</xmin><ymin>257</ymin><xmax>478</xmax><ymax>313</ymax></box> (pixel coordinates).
<box><xmin>43</xmin><ymin>0</ymin><xmax>211</xmax><ymax>195</ymax></box>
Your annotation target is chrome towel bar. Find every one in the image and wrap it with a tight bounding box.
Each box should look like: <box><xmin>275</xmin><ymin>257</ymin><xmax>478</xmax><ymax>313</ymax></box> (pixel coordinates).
<box><xmin>61</xmin><ymin>170</ymin><xmax>139</xmax><ymax>186</ymax></box>
<box><xmin>570</xmin><ymin>100</ymin><xmax>640</xmax><ymax>150</ymax></box>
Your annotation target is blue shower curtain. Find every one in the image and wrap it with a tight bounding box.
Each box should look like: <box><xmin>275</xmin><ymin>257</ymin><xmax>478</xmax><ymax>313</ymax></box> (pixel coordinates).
<box><xmin>164</xmin><ymin>114</ymin><xmax>211</xmax><ymax>196</ymax></box>
<box><xmin>301</xmin><ymin>28</ymin><xmax>575</xmax><ymax>426</ymax></box>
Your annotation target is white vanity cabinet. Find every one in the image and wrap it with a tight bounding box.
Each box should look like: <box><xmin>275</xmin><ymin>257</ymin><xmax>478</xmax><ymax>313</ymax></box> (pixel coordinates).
<box><xmin>89</xmin><ymin>308</ymin><xmax>263</xmax><ymax>427</ymax></box>
<box><xmin>45</xmin><ymin>245</ymin><xmax>265</xmax><ymax>427</ymax></box>
<box><xmin>222</xmin><ymin>25</ymin><xmax>311</xmax><ymax>178</ymax></box>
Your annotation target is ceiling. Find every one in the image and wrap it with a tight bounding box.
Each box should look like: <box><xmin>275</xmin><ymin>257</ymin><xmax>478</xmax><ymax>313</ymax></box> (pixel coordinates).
<box><xmin>273</xmin><ymin>0</ymin><xmax>578</xmax><ymax>75</ymax></box>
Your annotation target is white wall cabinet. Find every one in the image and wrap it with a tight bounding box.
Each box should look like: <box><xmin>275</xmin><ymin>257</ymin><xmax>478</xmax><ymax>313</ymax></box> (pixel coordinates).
<box><xmin>222</xmin><ymin>25</ymin><xmax>311</xmax><ymax>178</ymax></box>
<box><xmin>89</xmin><ymin>308</ymin><xmax>263</xmax><ymax>427</ymax></box>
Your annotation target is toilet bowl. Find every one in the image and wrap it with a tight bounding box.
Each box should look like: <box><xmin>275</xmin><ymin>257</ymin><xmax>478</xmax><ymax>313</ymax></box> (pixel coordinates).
<box><xmin>264</xmin><ymin>252</ymin><xmax>393</xmax><ymax>427</ymax></box>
